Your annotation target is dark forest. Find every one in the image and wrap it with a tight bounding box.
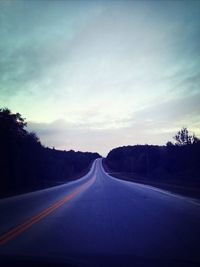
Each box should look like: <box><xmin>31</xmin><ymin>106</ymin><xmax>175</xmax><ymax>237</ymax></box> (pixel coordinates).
<box><xmin>0</xmin><ymin>108</ymin><xmax>100</xmax><ymax>198</ymax></box>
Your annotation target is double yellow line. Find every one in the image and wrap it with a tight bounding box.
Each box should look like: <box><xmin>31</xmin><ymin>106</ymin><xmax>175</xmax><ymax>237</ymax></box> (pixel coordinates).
<box><xmin>0</xmin><ymin>176</ymin><xmax>95</xmax><ymax>245</ymax></box>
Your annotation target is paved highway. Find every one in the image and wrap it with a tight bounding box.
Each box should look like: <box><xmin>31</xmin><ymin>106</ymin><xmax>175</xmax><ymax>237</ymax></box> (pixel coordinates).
<box><xmin>0</xmin><ymin>158</ymin><xmax>200</xmax><ymax>266</ymax></box>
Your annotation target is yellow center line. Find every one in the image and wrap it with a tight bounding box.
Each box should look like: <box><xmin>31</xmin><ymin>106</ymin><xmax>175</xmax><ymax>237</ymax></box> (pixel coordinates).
<box><xmin>0</xmin><ymin>176</ymin><xmax>96</xmax><ymax>245</ymax></box>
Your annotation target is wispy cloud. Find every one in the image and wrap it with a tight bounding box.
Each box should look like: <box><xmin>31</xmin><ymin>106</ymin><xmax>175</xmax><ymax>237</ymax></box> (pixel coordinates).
<box><xmin>27</xmin><ymin>91</ymin><xmax>200</xmax><ymax>155</ymax></box>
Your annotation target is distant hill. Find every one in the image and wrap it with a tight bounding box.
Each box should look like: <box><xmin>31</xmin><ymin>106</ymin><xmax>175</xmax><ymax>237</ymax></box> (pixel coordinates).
<box><xmin>0</xmin><ymin>108</ymin><xmax>101</xmax><ymax>198</ymax></box>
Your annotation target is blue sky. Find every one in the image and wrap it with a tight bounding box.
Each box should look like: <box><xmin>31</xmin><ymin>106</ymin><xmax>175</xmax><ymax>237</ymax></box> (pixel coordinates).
<box><xmin>0</xmin><ymin>0</ymin><xmax>200</xmax><ymax>155</ymax></box>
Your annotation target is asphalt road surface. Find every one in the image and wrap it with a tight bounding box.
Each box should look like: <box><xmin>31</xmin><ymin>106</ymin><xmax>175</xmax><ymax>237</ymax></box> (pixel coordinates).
<box><xmin>0</xmin><ymin>158</ymin><xmax>200</xmax><ymax>267</ymax></box>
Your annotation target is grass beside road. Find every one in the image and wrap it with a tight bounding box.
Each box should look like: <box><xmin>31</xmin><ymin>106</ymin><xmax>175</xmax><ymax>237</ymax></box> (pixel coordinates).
<box><xmin>102</xmin><ymin>160</ymin><xmax>200</xmax><ymax>200</ymax></box>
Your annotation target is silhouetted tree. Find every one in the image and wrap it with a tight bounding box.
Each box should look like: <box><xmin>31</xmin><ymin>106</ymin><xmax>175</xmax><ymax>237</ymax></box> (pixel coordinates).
<box><xmin>0</xmin><ymin>107</ymin><xmax>27</xmax><ymax>138</ymax></box>
<box><xmin>173</xmin><ymin>127</ymin><xmax>200</xmax><ymax>146</ymax></box>
<box><xmin>106</xmin><ymin>130</ymin><xmax>200</xmax><ymax>184</ymax></box>
<box><xmin>191</xmin><ymin>134</ymin><xmax>200</xmax><ymax>144</ymax></box>
<box><xmin>166</xmin><ymin>141</ymin><xmax>174</xmax><ymax>146</ymax></box>
<box><xmin>0</xmin><ymin>108</ymin><xmax>100</xmax><ymax>198</ymax></box>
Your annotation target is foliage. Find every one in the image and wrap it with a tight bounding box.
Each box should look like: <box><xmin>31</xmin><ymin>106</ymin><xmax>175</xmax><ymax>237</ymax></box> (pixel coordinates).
<box><xmin>173</xmin><ymin>127</ymin><xmax>199</xmax><ymax>146</ymax></box>
<box><xmin>0</xmin><ymin>108</ymin><xmax>100</xmax><ymax>197</ymax></box>
<box><xmin>106</xmin><ymin>141</ymin><xmax>200</xmax><ymax>183</ymax></box>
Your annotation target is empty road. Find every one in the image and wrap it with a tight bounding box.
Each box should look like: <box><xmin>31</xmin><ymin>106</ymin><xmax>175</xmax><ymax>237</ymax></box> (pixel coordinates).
<box><xmin>0</xmin><ymin>158</ymin><xmax>200</xmax><ymax>266</ymax></box>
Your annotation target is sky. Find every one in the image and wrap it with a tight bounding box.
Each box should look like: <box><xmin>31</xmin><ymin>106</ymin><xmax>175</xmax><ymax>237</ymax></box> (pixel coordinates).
<box><xmin>0</xmin><ymin>0</ymin><xmax>200</xmax><ymax>156</ymax></box>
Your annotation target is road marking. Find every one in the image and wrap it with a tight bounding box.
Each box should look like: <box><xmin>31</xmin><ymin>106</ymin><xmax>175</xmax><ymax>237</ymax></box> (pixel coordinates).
<box><xmin>0</xmin><ymin>177</ymin><xmax>95</xmax><ymax>245</ymax></box>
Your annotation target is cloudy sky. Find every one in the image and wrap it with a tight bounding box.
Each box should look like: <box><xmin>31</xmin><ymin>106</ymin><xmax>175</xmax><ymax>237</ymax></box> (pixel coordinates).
<box><xmin>0</xmin><ymin>0</ymin><xmax>200</xmax><ymax>155</ymax></box>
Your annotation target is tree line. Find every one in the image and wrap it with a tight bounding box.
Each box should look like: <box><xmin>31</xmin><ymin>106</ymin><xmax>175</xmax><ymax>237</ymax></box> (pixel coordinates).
<box><xmin>0</xmin><ymin>108</ymin><xmax>100</xmax><ymax>198</ymax></box>
<box><xmin>105</xmin><ymin>128</ymin><xmax>200</xmax><ymax>184</ymax></box>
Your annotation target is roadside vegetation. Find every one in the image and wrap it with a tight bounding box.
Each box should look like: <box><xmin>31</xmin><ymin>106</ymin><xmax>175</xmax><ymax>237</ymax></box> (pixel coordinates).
<box><xmin>105</xmin><ymin>128</ymin><xmax>200</xmax><ymax>198</ymax></box>
<box><xmin>0</xmin><ymin>108</ymin><xmax>100</xmax><ymax>198</ymax></box>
